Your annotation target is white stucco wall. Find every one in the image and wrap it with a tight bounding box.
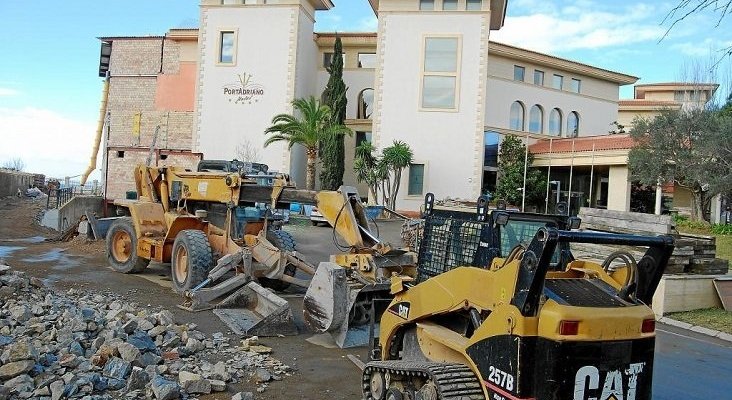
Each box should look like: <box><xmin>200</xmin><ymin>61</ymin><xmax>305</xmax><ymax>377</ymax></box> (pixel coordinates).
<box><xmin>196</xmin><ymin>6</ymin><xmax>297</xmax><ymax>173</ymax></box>
<box><xmin>375</xmin><ymin>13</ymin><xmax>488</xmax><ymax>211</ymax></box>
<box><xmin>317</xmin><ymin>69</ymin><xmax>376</xmax><ymax>120</ymax></box>
<box><xmin>484</xmin><ymin>78</ymin><xmax>619</xmax><ymax>136</ymax></box>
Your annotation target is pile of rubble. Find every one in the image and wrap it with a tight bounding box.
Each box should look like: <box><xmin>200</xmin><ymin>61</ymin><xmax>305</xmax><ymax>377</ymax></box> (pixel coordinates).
<box><xmin>0</xmin><ymin>265</ymin><xmax>291</xmax><ymax>399</ymax></box>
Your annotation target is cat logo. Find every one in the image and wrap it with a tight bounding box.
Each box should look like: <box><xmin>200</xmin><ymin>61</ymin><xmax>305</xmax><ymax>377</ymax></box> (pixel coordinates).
<box><xmin>573</xmin><ymin>362</ymin><xmax>645</xmax><ymax>400</ymax></box>
<box><xmin>388</xmin><ymin>302</ymin><xmax>411</xmax><ymax>320</ymax></box>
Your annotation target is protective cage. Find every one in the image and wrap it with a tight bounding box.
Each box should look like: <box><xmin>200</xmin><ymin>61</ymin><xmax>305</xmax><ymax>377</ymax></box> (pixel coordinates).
<box><xmin>416</xmin><ymin>214</ymin><xmax>495</xmax><ymax>283</ymax></box>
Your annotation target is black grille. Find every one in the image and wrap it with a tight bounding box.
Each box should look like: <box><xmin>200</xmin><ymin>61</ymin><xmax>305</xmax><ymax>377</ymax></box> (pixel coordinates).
<box><xmin>416</xmin><ymin>215</ymin><xmax>493</xmax><ymax>283</ymax></box>
<box><xmin>544</xmin><ymin>279</ymin><xmax>627</xmax><ymax>307</ymax></box>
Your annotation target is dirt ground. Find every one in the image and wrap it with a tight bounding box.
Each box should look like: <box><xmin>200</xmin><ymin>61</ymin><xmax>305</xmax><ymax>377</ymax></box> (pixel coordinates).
<box><xmin>0</xmin><ymin>196</ymin><xmax>405</xmax><ymax>399</ymax></box>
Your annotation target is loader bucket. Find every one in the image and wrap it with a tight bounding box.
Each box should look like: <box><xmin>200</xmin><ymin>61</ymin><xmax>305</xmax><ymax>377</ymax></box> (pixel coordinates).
<box><xmin>213</xmin><ymin>281</ymin><xmax>298</xmax><ymax>337</ymax></box>
<box><xmin>303</xmin><ymin>262</ymin><xmax>372</xmax><ymax>348</ymax></box>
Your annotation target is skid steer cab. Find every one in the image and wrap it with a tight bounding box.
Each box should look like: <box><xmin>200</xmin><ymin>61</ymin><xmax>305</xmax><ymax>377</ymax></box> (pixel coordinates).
<box><xmin>364</xmin><ymin>226</ymin><xmax>674</xmax><ymax>400</ymax></box>
<box><xmin>105</xmin><ymin>164</ymin><xmax>317</xmax><ymax>337</ymax></box>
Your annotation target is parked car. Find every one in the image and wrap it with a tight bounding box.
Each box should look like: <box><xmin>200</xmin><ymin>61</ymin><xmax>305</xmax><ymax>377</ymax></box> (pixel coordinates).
<box><xmin>310</xmin><ymin>207</ymin><xmax>329</xmax><ymax>227</ymax></box>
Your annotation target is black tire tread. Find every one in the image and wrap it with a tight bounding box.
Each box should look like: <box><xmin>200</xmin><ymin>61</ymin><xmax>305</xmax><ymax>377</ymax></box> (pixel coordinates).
<box><xmin>106</xmin><ymin>217</ymin><xmax>149</xmax><ymax>274</ymax></box>
<box><xmin>363</xmin><ymin>361</ymin><xmax>485</xmax><ymax>400</ymax></box>
<box><xmin>171</xmin><ymin>230</ymin><xmax>213</xmax><ymax>294</ymax></box>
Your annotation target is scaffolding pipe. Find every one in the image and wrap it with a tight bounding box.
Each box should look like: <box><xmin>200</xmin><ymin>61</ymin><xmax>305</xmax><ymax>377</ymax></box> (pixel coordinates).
<box><xmin>589</xmin><ymin>143</ymin><xmax>596</xmax><ymax>208</ymax></box>
<box><xmin>80</xmin><ymin>77</ymin><xmax>110</xmax><ymax>186</ymax></box>
<box><xmin>567</xmin><ymin>139</ymin><xmax>576</xmax><ymax>215</ymax></box>
<box><xmin>521</xmin><ymin>131</ymin><xmax>529</xmax><ymax>212</ymax></box>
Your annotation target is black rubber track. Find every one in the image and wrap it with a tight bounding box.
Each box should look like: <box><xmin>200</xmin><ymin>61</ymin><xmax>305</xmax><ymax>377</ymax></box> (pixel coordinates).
<box><xmin>259</xmin><ymin>229</ymin><xmax>298</xmax><ymax>291</ymax></box>
<box><xmin>363</xmin><ymin>361</ymin><xmax>485</xmax><ymax>400</ymax></box>
<box><xmin>106</xmin><ymin>217</ymin><xmax>149</xmax><ymax>274</ymax></box>
<box><xmin>171</xmin><ymin>229</ymin><xmax>213</xmax><ymax>294</ymax></box>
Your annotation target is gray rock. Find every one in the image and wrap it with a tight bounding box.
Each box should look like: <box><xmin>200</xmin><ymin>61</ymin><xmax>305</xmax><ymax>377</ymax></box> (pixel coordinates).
<box><xmin>184</xmin><ymin>338</ymin><xmax>204</xmax><ymax>353</ymax></box>
<box><xmin>125</xmin><ymin>367</ymin><xmax>150</xmax><ymax>392</ymax></box>
<box><xmin>9</xmin><ymin>305</ymin><xmax>31</xmax><ymax>323</ymax></box>
<box><xmin>0</xmin><ymin>335</ymin><xmax>13</xmax><ymax>346</ymax></box>
<box><xmin>150</xmin><ymin>375</ymin><xmax>181</xmax><ymax>400</ymax></box>
<box><xmin>232</xmin><ymin>392</ymin><xmax>255</xmax><ymax>400</ymax></box>
<box><xmin>58</xmin><ymin>354</ymin><xmax>80</xmax><ymax>368</ymax></box>
<box><xmin>179</xmin><ymin>371</ymin><xmax>211</xmax><ymax>394</ymax></box>
<box><xmin>148</xmin><ymin>325</ymin><xmax>167</xmax><ymax>338</ymax></box>
<box><xmin>0</xmin><ymin>360</ymin><xmax>35</xmax><ymax>379</ymax></box>
<box><xmin>121</xmin><ymin>320</ymin><xmax>137</xmax><ymax>334</ymax></box>
<box><xmin>3</xmin><ymin>373</ymin><xmax>34</xmax><ymax>394</ymax></box>
<box><xmin>157</xmin><ymin>310</ymin><xmax>175</xmax><ymax>326</ymax></box>
<box><xmin>101</xmin><ymin>357</ymin><xmax>131</xmax><ymax>380</ymax></box>
<box><xmin>136</xmin><ymin>318</ymin><xmax>154</xmax><ymax>331</ymax></box>
<box><xmin>253</xmin><ymin>368</ymin><xmax>271</xmax><ymax>383</ymax></box>
<box><xmin>139</xmin><ymin>352</ymin><xmax>162</xmax><ymax>367</ymax></box>
<box><xmin>116</xmin><ymin>342</ymin><xmax>141</xmax><ymax>364</ymax></box>
<box><xmin>211</xmin><ymin>361</ymin><xmax>231</xmax><ymax>382</ymax></box>
<box><xmin>8</xmin><ymin>338</ymin><xmax>38</xmax><ymax>362</ymax></box>
<box><xmin>68</xmin><ymin>341</ymin><xmax>84</xmax><ymax>356</ymax></box>
<box><xmin>50</xmin><ymin>380</ymin><xmax>65</xmax><ymax>400</ymax></box>
<box><xmin>107</xmin><ymin>378</ymin><xmax>125</xmax><ymax>390</ymax></box>
<box><xmin>210</xmin><ymin>379</ymin><xmax>226</xmax><ymax>392</ymax></box>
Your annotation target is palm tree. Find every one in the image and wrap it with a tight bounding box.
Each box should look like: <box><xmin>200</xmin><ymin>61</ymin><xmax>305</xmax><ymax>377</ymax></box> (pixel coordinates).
<box><xmin>264</xmin><ymin>97</ymin><xmax>351</xmax><ymax>190</ymax></box>
<box><xmin>381</xmin><ymin>141</ymin><xmax>413</xmax><ymax>209</ymax></box>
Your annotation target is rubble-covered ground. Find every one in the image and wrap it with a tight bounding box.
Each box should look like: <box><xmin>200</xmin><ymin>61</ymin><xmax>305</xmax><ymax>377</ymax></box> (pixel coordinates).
<box><xmin>0</xmin><ymin>197</ymin><xmax>392</xmax><ymax>399</ymax></box>
<box><xmin>0</xmin><ymin>266</ymin><xmax>287</xmax><ymax>399</ymax></box>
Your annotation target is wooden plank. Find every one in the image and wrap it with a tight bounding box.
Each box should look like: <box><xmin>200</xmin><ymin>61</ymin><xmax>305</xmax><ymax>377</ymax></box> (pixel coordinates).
<box><xmin>714</xmin><ymin>278</ymin><xmax>732</xmax><ymax>311</ymax></box>
<box><xmin>579</xmin><ymin>207</ymin><xmax>673</xmax><ymax>226</ymax></box>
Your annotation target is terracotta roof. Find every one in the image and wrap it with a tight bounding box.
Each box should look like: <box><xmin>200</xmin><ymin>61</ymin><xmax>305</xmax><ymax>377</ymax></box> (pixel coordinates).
<box><xmin>618</xmin><ymin>100</ymin><xmax>680</xmax><ymax>107</ymax></box>
<box><xmin>529</xmin><ymin>134</ymin><xmax>636</xmax><ymax>154</ymax></box>
<box><xmin>635</xmin><ymin>82</ymin><xmax>718</xmax><ymax>88</ymax></box>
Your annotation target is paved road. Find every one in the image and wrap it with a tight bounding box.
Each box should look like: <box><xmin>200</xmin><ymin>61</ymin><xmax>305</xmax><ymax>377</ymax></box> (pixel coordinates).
<box><xmin>654</xmin><ymin>324</ymin><xmax>732</xmax><ymax>399</ymax></box>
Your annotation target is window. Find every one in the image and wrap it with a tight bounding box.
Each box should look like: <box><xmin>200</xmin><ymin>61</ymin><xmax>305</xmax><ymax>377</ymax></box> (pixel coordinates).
<box><xmin>355</xmin><ymin>132</ymin><xmax>372</xmax><ymax>154</ymax></box>
<box><xmin>357</xmin><ymin>88</ymin><xmax>374</xmax><ymax>119</ymax></box>
<box><xmin>419</xmin><ymin>0</ymin><xmax>435</xmax><ymax>10</ymax></box>
<box><xmin>549</xmin><ymin>108</ymin><xmax>562</xmax><ymax>136</ymax></box>
<box><xmin>690</xmin><ymin>90</ymin><xmax>701</xmax><ymax>102</ymax></box>
<box><xmin>219</xmin><ymin>31</ymin><xmax>235</xmax><ymax>64</ymax></box>
<box><xmin>116</xmin><ymin>151</ymin><xmax>125</xmax><ymax>158</ymax></box>
<box><xmin>443</xmin><ymin>0</ymin><xmax>458</xmax><ymax>10</ymax></box>
<box><xmin>466</xmin><ymin>0</ymin><xmax>482</xmax><ymax>10</ymax></box>
<box><xmin>534</xmin><ymin>70</ymin><xmax>544</xmax><ymax>86</ymax></box>
<box><xmin>674</xmin><ymin>91</ymin><xmax>685</xmax><ymax>101</ymax></box>
<box><xmin>358</xmin><ymin>53</ymin><xmax>377</xmax><ymax>68</ymax></box>
<box><xmin>567</xmin><ymin>111</ymin><xmax>580</xmax><ymax>137</ymax></box>
<box><xmin>408</xmin><ymin>164</ymin><xmax>425</xmax><ymax>196</ymax></box>
<box><xmin>323</xmin><ymin>52</ymin><xmax>345</xmax><ymax>69</ymax></box>
<box><xmin>570</xmin><ymin>78</ymin><xmax>581</xmax><ymax>93</ymax></box>
<box><xmin>221</xmin><ymin>0</ymin><xmax>239</xmax><ymax>4</ymax></box>
<box><xmin>484</xmin><ymin>131</ymin><xmax>500</xmax><ymax>168</ymax></box>
<box><xmin>553</xmin><ymin>74</ymin><xmax>563</xmax><ymax>90</ymax></box>
<box><xmin>514</xmin><ymin>65</ymin><xmax>525</xmax><ymax>82</ymax></box>
<box><xmin>510</xmin><ymin>101</ymin><xmax>525</xmax><ymax>131</ymax></box>
<box><xmin>529</xmin><ymin>105</ymin><xmax>544</xmax><ymax>133</ymax></box>
<box><xmin>421</xmin><ymin>37</ymin><xmax>460</xmax><ymax>110</ymax></box>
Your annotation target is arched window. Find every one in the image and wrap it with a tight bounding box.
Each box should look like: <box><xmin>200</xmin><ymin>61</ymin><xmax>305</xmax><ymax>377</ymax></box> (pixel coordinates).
<box><xmin>548</xmin><ymin>108</ymin><xmax>562</xmax><ymax>136</ymax></box>
<box><xmin>509</xmin><ymin>101</ymin><xmax>525</xmax><ymax>131</ymax></box>
<box><xmin>357</xmin><ymin>88</ymin><xmax>374</xmax><ymax>119</ymax></box>
<box><xmin>529</xmin><ymin>105</ymin><xmax>544</xmax><ymax>133</ymax></box>
<box><xmin>567</xmin><ymin>111</ymin><xmax>580</xmax><ymax>137</ymax></box>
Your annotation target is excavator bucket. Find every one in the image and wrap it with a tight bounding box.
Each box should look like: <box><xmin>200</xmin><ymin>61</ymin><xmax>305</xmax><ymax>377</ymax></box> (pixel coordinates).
<box><xmin>303</xmin><ymin>262</ymin><xmax>373</xmax><ymax>348</ymax></box>
<box><xmin>213</xmin><ymin>281</ymin><xmax>298</xmax><ymax>337</ymax></box>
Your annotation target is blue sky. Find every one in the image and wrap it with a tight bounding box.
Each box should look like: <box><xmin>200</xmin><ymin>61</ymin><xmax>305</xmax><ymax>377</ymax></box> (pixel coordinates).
<box><xmin>0</xmin><ymin>0</ymin><xmax>730</xmax><ymax>178</ymax></box>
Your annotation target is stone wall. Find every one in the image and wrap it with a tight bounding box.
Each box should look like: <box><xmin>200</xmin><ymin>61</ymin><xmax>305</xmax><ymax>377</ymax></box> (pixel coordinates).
<box><xmin>0</xmin><ymin>170</ymin><xmax>36</xmax><ymax>198</ymax></box>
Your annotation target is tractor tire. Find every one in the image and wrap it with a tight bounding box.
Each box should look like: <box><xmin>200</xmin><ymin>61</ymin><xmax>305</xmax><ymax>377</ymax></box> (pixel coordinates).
<box><xmin>171</xmin><ymin>230</ymin><xmax>214</xmax><ymax>294</ymax></box>
<box><xmin>106</xmin><ymin>217</ymin><xmax>149</xmax><ymax>273</ymax></box>
<box><xmin>259</xmin><ymin>229</ymin><xmax>297</xmax><ymax>292</ymax></box>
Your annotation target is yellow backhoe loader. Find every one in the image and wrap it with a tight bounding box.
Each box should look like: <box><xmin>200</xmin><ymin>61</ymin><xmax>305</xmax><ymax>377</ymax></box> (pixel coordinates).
<box><xmin>105</xmin><ymin>163</ymin><xmax>417</xmax><ymax>339</ymax></box>
<box><xmin>362</xmin><ymin>206</ymin><xmax>674</xmax><ymax>400</ymax></box>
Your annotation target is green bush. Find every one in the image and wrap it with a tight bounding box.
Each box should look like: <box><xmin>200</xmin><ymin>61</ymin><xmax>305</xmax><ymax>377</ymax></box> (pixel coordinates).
<box><xmin>673</xmin><ymin>214</ymin><xmax>711</xmax><ymax>232</ymax></box>
<box><xmin>711</xmin><ymin>224</ymin><xmax>732</xmax><ymax>235</ymax></box>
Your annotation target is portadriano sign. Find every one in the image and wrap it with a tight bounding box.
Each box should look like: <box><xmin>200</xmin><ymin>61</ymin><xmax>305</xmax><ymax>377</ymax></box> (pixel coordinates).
<box><xmin>223</xmin><ymin>72</ymin><xmax>265</xmax><ymax>105</ymax></box>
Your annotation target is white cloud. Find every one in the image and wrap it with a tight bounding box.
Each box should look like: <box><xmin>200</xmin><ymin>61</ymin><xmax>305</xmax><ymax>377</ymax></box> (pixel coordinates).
<box><xmin>358</xmin><ymin>16</ymin><xmax>378</xmax><ymax>31</ymax></box>
<box><xmin>671</xmin><ymin>38</ymin><xmax>732</xmax><ymax>57</ymax></box>
<box><xmin>491</xmin><ymin>1</ymin><xmax>668</xmax><ymax>53</ymax></box>
<box><xmin>0</xmin><ymin>108</ymin><xmax>99</xmax><ymax>180</ymax></box>
<box><xmin>0</xmin><ymin>88</ymin><xmax>20</xmax><ymax>96</ymax></box>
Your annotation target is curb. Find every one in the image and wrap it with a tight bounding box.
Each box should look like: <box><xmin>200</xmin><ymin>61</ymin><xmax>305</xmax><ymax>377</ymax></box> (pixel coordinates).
<box><xmin>658</xmin><ymin>317</ymin><xmax>732</xmax><ymax>343</ymax></box>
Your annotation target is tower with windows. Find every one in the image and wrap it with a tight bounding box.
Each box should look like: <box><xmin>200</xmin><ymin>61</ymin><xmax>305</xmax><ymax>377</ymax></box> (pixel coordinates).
<box><xmin>195</xmin><ymin>0</ymin><xmax>333</xmax><ymax>185</ymax></box>
<box><xmin>371</xmin><ymin>0</ymin><xmax>507</xmax><ymax>208</ymax></box>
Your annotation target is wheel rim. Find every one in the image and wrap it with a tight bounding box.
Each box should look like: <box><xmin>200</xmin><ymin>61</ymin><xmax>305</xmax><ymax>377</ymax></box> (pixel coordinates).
<box><xmin>111</xmin><ymin>230</ymin><xmax>132</xmax><ymax>263</ymax></box>
<box><xmin>370</xmin><ymin>372</ymin><xmax>385</xmax><ymax>400</ymax></box>
<box><xmin>174</xmin><ymin>245</ymin><xmax>189</xmax><ymax>283</ymax></box>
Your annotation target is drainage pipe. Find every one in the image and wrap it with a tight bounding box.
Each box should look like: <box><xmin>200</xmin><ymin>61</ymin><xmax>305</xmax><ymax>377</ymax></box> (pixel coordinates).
<box><xmin>80</xmin><ymin>77</ymin><xmax>110</xmax><ymax>185</ymax></box>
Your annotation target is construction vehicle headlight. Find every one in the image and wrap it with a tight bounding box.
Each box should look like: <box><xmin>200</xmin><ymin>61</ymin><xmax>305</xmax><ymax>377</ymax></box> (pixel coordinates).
<box><xmin>568</xmin><ymin>217</ymin><xmax>581</xmax><ymax>230</ymax></box>
<box><xmin>559</xmin><ymin>320</ymin><xmax>580</xmax><ymax>336</ymax></box>
<box><xmin>641</xmin><ymin>319</ymin><xmax>656</xmax><ymax>333</ymax></box>
<box><xmin>493</xmin><ymin>212</ymin><xmax>510</xmax><ymax>226</ymax></box>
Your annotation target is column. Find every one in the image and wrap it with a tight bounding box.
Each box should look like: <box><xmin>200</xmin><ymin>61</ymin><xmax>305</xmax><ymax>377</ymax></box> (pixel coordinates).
<box><xmin>607</xmin><ymin>165</ymin><xmax>631</xmax><ymax>212</ymax></box>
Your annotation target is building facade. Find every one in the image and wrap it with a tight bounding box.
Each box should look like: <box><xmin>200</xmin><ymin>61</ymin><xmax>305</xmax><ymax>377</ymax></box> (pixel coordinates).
<box><xmin>100</xmin><ymin>0</ymin><xmax>696</xmax><ymax>213</ymax></box>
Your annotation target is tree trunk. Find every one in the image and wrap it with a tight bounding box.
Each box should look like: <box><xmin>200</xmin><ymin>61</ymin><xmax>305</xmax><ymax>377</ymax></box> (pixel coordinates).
<box><xmin>692</xmin><ymin>191</ymin><xmax>704</xmax><ymax>222</ymax></box>
<box><xmin>306</xmin><ymin>148</ymin><xmax>318</xmax><ymax>190</ymax></box>
<box><xmin>390</xmin><ymin>169</ymin><xmax>402</xmax><ymax>210</ymax></box>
